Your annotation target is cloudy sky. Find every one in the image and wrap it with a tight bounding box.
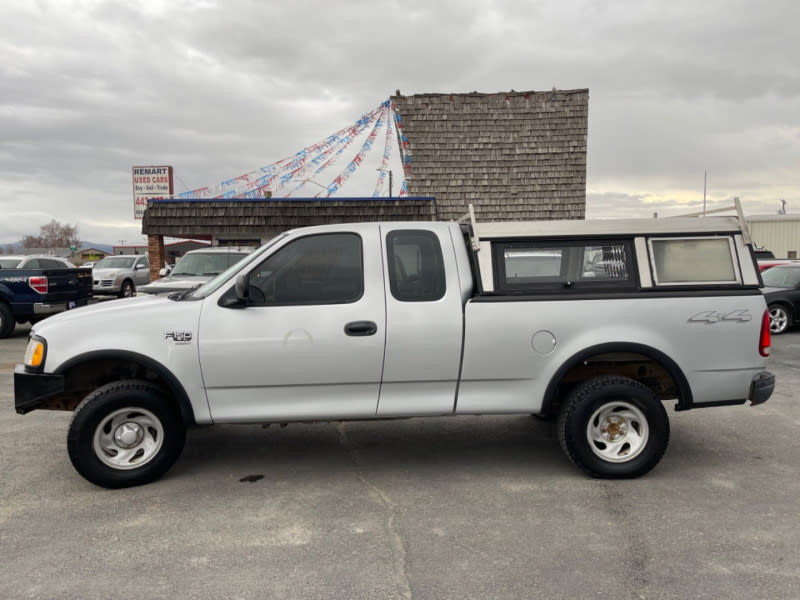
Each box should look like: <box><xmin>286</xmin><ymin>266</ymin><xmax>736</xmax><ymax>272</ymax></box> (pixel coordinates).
<box><xmin>2</xmin><ymin>0</ymin><xmax>798</xmax><ymax>246</ymax></box>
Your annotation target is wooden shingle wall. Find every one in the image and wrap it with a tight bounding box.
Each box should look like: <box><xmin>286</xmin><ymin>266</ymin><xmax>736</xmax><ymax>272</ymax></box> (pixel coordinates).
<box><xmin>142</xmin><ymin>198</ymin><xmax>436</xmax><ymax>240</ymax></box>
<box><xmin>392</xmin><ymin>89</ymin><xmax>588</xmax><ymax>221</ymax></box>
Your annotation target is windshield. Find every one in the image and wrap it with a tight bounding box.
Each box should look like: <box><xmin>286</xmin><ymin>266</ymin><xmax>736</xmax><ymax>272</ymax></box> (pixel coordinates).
<box><xmin>171</xmin><ymin>251</ymin><xmax>250</xmax><ymax>276</ymax></box>
<box><xmin>762</xmin><ymin>267</ymin><xmax>800</xmax><ymax>288</ymax></box>
<box><xmin>0</xmin><ymin>258</ymin><xmax>23</xmax><ymax>268</ymax></box>
<box><xmin>96</xmin><ymin>256</ymin><xmax>137</xmax><ymax>269</ymax></box>
<box><xmin>186</xmin><ymin>235</ymin><xmax>286</xmax><ymax>300</ymax></box>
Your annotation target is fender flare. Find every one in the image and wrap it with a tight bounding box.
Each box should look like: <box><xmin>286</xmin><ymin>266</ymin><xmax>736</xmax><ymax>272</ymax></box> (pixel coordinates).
<box><xmin>541</xmin><ymin>341</ymin><xmax>694</xmax><ymax>415</ymax></box>
<box><xmin>55</xmin><ymin>350</ymin><xmax>196</xmax><ymax>425</ymax></box>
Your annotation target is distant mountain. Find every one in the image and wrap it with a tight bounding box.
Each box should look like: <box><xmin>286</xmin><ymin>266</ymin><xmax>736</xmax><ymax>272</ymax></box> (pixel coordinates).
<box><xmin>81</xmin><ymin>242</ymin><xmax>113</xmax><ymax>253</ymax></box>
<box><xmin>0</xmin><ymin>241</ymin><xmax>114</xmax><ymax>254</ymax></box>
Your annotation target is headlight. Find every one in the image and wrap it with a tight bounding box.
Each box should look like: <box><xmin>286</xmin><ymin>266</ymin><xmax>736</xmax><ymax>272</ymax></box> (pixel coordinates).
<box><xmin>24</xmin><ymin>337</ymin><xmax>46</xmax><ymax>369</ymax></box>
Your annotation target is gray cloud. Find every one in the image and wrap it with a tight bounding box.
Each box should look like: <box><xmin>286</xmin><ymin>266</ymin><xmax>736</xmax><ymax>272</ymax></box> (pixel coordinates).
<box><xmin>1</xmin><ymin>0</ymin><xmax>798</xmax><ymax>244</ymax></box>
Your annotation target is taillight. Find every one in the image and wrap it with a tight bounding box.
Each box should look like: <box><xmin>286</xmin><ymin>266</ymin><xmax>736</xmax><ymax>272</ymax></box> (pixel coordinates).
<box><xmin>28</xmin><ymin>276</ymin><xmax>48</xmax><ymax>294</ymax></box>
<box><xmin>759</xmin><ymin>309</ymin><xmax>771</xmax><ymax>357</ymax></box>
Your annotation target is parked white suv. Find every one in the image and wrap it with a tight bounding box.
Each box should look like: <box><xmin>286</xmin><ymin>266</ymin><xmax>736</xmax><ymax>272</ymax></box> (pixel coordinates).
<box><xmin>138</xmin><ymin>246</ymin><xmax>253</xmax><ymax>295</ymax></box>
<box><xmin>92</xmin><ymin>255</ymin><xmax>150</xmax><ymax>297</ymax></box>
<box><xmin>0</xmin><ymin>255</ymin><xmax>76</xmax><ymax>269</ymax></box>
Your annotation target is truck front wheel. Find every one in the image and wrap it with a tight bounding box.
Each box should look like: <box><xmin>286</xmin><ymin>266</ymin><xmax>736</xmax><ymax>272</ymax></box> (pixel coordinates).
<box><xmin>67</xmin><ymin>380</ymin><xmax>186</xmax><ymax>488</ymax></box>
<box><xmin>558</xmin><ymin>376</ymin><xmax>669</xmax><ymax>478</ymax></box>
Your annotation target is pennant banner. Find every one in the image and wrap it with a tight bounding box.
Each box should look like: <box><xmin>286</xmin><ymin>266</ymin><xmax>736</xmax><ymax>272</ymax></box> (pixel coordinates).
<box><xmin>172</xmin><ymin>100</ymin><xmax>405</xmax><ymax>200</ymax></box>
<box><xmin>315</xmin><ymin>102</ymin><xmax>388</xmax><ymax>198</ymax></box>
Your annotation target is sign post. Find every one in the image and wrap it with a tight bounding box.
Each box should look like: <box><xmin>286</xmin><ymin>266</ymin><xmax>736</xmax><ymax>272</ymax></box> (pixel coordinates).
<box><xmin>132</xmin><ymin>166</ymin><xmax>174</xmax><ymax>219</ymax></box>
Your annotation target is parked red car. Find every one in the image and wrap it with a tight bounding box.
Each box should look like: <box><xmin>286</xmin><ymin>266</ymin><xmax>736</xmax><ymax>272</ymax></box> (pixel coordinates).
<box><xmin>757</xmin><ymin>259</ymin><xmax>800</xmax><ymax>272</ymax></box>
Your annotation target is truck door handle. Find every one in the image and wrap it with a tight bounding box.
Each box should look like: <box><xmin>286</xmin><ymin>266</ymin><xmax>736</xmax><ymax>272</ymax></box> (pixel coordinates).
<box><xmin>344</xmin><ymin>321</ymin><xmax>378</xmax><ymax>336</ymax></box>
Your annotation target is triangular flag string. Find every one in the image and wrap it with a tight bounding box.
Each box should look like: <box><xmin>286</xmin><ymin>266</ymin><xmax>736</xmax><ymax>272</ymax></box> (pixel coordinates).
<box><xmin>170</xmin><ymin>100</ymin><xmax>399</xmax><ymax>199</ymax></box>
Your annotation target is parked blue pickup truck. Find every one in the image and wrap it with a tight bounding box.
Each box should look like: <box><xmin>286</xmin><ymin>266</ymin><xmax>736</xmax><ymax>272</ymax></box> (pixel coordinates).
<box><xmin>0</xmin><ymin>255</ymin><xmax>92</xmax><ymax>338</ymax></box>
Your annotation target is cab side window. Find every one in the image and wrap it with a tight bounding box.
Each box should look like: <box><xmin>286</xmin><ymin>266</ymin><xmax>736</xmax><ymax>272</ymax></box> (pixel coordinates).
<box><xmin>246</xmin><ymin>233</ymin><xmax>363</xmax><ymax>305</ymax></box>
<box><xmin>386</xmin><ymin>230</ymin><xmax>446</xmax><ymax>302</ymax></box>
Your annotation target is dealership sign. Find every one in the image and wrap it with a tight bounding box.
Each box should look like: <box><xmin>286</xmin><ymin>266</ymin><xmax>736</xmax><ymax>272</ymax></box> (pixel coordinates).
<box><xmin>132</xmin><ymin>166</ymin><xmax>174</xmax><ymax>219</ymax></box>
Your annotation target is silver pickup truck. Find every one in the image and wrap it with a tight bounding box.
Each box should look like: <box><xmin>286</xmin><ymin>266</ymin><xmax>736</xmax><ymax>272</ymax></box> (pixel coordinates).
<box><xmin>14</xmin><ymin>207</ymin><xmax>774</xmax><ymax>488</ymax></box>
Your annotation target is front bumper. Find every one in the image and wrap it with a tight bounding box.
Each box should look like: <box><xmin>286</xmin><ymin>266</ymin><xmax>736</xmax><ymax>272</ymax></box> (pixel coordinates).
<box><xmin>33</xmin><ymin>302</ymin><xmax>69</xmax><ymax>315</ymax></box>
<box><xmin>14</xmin><ymin>365</ymin><xmax>65</xmax><ymax>414</ymax></box>
<box><xmin>93</xmin><ymin>284</ymin><xmax>121</xmax><ymax>294</ymax></box>
<box><xmin>749</xmin><ymin>371</ymin><xmax>775</xmax><ymax>406</ymax></box>
<box><xmin>31</xmin><ymin>297</ymin><xmax>90</xmax><ymax>315</ymax></box>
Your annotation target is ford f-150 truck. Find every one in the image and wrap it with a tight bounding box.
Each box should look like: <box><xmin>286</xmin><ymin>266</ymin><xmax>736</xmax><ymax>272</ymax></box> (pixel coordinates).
<box><xmin>14</xmin><ymin>206</ymin><xmax>774</xmax><ymax>488</ymax></box>
<box><xmin>0</xmin><ymin>258</ymin><xmax>92</xmax><ymax>339</ymax></box>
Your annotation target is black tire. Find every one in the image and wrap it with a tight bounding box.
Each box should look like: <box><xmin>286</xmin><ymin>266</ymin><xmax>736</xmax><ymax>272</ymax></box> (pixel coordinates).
<box><xmin>119</xmin><ymin>280</ymin><xmax>135</xmax><ymax>298</ymax></box>
<box><xmin>768</xmin><ymin>303</ymin><xmax>790</xmax><ymax>335</ymax></box>
<box><xmin>558</xmin><ymin>375</ymin><xmax>669</xmax><ymax>478</ymax></box>
<box><xmin>67</xmin><ymin>380</ymin><xmax>185</xmax><ymax>488</ymax></box>
<box><xmin>0</xmin><ymin>302</ymin><xmax>14</xmax><ymax>339</ymax></box>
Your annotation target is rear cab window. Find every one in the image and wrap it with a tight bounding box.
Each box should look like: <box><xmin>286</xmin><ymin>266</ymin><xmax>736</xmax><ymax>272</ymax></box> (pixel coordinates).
<box><xmin>386</xmin><ymin>230</ymin><xmax>446</xmax><ymax>302</ymax></box>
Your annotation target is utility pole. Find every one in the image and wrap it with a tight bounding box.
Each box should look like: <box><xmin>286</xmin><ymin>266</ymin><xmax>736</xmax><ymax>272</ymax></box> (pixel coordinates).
<box><xmin>377</xmin><ymin>168</ymin><xmax>393</xmax><ymax>197</ymax></box>
<box><xmin>703</xmin><ymin>170</ymin><xmax>707</xmax><ymax>214</ymax></box>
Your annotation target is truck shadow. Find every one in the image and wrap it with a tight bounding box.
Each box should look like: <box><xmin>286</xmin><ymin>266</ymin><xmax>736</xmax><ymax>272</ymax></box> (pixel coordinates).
<box><xmin>172</xmin><ymin>412</ymin><xmax>768</xmax><ymax>485</ymax></box>
<box><xmin>175</xmin><ymin>415</ymin><xmax>572</xmax><ymax>481</ymax></box>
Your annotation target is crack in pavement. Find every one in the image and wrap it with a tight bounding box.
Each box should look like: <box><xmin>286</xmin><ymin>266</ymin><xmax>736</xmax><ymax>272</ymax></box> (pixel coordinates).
<box><xmin>336</xmin><ymin>423</ymin><xmax>412</xmax><ymax>600</ymax></box>
<box><xmin>601</xmin><ymin>483</ymin><xmax>650</xmax><ymax>597</ymax></box>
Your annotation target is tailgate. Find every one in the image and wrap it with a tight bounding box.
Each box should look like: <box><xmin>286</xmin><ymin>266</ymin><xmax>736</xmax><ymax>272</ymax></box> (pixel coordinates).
<box><xmin>39</xmin><ymin>268</ymin><xmax>93</xmax><ymax>303</ymax></box>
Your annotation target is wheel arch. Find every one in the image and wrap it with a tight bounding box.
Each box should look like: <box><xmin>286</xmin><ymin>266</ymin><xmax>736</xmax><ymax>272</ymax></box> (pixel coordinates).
<box><xmin>541</xmin><ymin>342</ymin><xmax>693</xmax><ymax>417</ymax></box>
<box><xmin>767</xmin><ymin>299</ymin><xmax>792</xmax><ymax>310</ymax></box>
<box><xmin>54</xmin><ymin>350</ymin><xmax>196</xmax><ymax>425</ymax></box>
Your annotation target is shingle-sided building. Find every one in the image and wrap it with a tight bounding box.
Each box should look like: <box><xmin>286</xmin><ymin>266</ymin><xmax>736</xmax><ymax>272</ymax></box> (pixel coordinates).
<box><xmin>391</xmin><ymin>89</ymin><xmax>589</xmax><ymax>221</ymax></box>
<box><xmin>141</xmin><ymin>88</ymin><xmax>589</xmax><ymax>277</ymax></box>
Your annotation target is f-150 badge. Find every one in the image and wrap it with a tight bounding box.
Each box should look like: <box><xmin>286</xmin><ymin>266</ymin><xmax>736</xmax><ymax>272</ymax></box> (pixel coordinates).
<box><xmin>164</xmin><ymin>331</ymin><xmax>193</xmax><ymax>342</ymax></box>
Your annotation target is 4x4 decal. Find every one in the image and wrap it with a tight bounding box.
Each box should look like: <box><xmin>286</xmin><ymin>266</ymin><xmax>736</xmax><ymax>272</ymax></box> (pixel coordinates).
<box><xmin>688</xmin><ymin>309</ymin><xmax>752</xmax><ymax>324</ymax></box>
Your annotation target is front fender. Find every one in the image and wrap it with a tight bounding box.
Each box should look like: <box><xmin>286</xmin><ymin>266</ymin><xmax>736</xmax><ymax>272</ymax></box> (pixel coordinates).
<box><xmin>54</xmin><ymin>350</ymin><xmax>198</xmax><ymax>425</ymax></box>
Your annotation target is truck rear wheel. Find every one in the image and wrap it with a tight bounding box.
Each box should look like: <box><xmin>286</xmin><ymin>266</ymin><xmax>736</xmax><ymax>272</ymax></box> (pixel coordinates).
<box><xmin>558</xmin><ymin>376</ymin><xmax>669</xmax><ymax>478</ymax></box>
<box><xmin>67</xmin><ymin>380</ymin><xmax>185</xmax><ymax>488</ymax></box>
<box><xmin>0</xmin><ymin>302</ymin><xmax>14</xmax><ymax>338</ymax></box>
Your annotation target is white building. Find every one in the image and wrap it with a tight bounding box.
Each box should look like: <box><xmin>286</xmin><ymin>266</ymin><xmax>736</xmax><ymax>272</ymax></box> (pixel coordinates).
<box><xmin>745</xmin><ymin>215</ymin><xmax>800</xmax><ymax>258</ymax></box>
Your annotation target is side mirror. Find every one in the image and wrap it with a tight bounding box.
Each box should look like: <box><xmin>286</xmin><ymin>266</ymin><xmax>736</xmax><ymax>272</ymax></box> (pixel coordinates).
<box><xmin>135</xmin><ymin>263</ymin><xmax>145</xmax><ymax>270</ymax></box>
<box><xmin>219</xmin><ymin>274</ymin><xmax>250</xmax><ymax>308</ymax></box>
<box><xmin>159</xmin><ymin>268</ymin><xmax>168</xmax><ymax>276</ymax></box>
<box><xmin>235</xmin><ymin>274</ymin><xmax>249</xmax><ymax>301</ymax></box>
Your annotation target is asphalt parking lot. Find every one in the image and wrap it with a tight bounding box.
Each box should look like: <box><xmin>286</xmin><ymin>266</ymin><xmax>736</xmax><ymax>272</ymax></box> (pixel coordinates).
<box><xmin>1</xmin><ymin>320</ymin><xmax>799</xmax><ymax>600</ymax></box>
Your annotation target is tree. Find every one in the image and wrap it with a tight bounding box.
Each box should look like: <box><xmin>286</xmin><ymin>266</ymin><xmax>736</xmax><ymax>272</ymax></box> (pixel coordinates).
<box><xmin>21</xmin><ymin>220</ymin><xmax>80</xmax><ymax>249</ymax></box>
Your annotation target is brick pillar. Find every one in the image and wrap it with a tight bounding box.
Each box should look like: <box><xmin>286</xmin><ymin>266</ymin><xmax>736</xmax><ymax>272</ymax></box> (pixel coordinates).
<box><xmin>148</xmin><ymin>234</ymin><xmax>165</xmax><ymax>280</ymax></box>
